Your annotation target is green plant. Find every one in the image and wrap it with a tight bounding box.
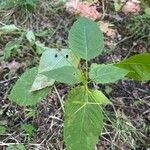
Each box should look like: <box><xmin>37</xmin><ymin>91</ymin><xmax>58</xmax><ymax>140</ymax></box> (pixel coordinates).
<box><xmin>21</xmin><ymin>124</ymin><xmax>36</xmax><ymax>137</ymax></box>
<box><xmin>0</xmin><ymin>0</ymin><xmax>37</xmax><ymax>12</ymax></box>
<box><xmin>8</xmin><ymin>17</ymin><xmax>150</xmax><ymax>150</ymax></box>
<box><xmin>127</xmin><ymin>14</ymin><xmax>150</xmax><ymax>42</ymax></box>
<box><xmin>141</xmin><ymin>0</ymin><xmax>150</xmax><ymax>15</ymax></box>
<box><xmin>0</xmin><ymin>24</ymin><xmax>50</xmax><ymax>60</ymax></box>
<box><xmin>140</xmin><ymin>0</ymin><xmax>150</xmax><ymax>8</ymax></box>
<box><xmin>126</xmin><ymin>1</ymin><xmax>150</xmax><ymax>38</ymax></box>
<box><xmin>6</xmin><ymin>144</ymin><xmax>25</xmax><ymax>150</ymax></box>
<box><xmin>114</xmin><ymin>0</ymin><xmax>122</xmax><ymax>12</ymax></box>
<box><xmin>0</xmin><ymin>125</ymin><xmax>6</xmax><ymax>134</ymax></box>
<box><xmin>105</xmin><ymin>110</ymin><xmax>146</xmax><ymax>149</ymax></box>
<box><xmin>21</xmin><ymin>123</ymin><xmax>36</xmax><ymax>142</ymax></box>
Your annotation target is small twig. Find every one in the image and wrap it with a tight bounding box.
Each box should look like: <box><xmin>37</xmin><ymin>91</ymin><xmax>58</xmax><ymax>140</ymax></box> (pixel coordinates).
<box><xmin>0</xmin><ymin>22</ymin><xmax>5</xmax><ymax>25</ymax></box>
<box><xmin>54</xmin><ymin>85</ymin><xmax>64</xmax><ymax>112</ymax></box>
<box><xmin>101</xmin><ymin>0</ymin><xmax>106</xmax><ymax>20</ymax></box>
<box><xmin>0</xmin><ymin>76</ymin><xmax>18</xmax><ymax>84</ymax></box>
<box><xmin>49</xmin><ymin>19</ymin><xmax>63</xmax><ymax>39</ymax></box>
<box><xmin>0</xmin><ymin>143</ymin><xmax>41</xmax><ymax>146</ymax></box>
<box><xmin>116</xmin><ymin>35</ymin><xmax>134</xmax><ymax>46</ymax></box>
<box><xmin>49</xmin><ymin>116</ymin><xmax>63</xmax><ymax>122</ymax></box>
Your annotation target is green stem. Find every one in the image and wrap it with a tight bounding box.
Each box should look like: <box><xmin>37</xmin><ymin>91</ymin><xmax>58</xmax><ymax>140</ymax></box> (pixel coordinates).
<box><xmin>79</xmin><ymin>61</ymin><xmax>89</xmax><ymax>90</ymax></box>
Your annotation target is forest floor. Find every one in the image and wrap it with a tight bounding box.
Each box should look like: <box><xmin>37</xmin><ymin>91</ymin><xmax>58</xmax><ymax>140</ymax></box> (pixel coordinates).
<box><xmin>0</xmin><ymin>0</ymin><xmax>150</xmax><ymax>150</ymax></box>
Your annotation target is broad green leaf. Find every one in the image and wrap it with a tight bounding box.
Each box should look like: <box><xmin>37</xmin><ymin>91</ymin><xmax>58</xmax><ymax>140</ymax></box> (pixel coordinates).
<box><xmin>89</xmin><ymin>64</ymin><xmax>129</xmax><ymax>84</ymax></box>
<box><xmin>43</xmin><ymin>66</ymin><xmax>81</xmax><ymax>84</ymax></box>
<box><xmin>64</xmin><ymin>86</ymin><xmax>111</xmax><ymax>150</ymax></box>
<box><xmin>38</xmin><ymin>48</ymin><xmax>81</xmax><ymax>84</ymax></box>
<box><xmin>115</xmin><ymin>53</ymin><xmax>150</xmax><ymax>81</ymax></box>
<box><xmin>26</xmin><ymin>30</ymin><xmax>35</xmax><ymax>44</ymax></box>
<box><xmin>4</xmin><ymin>40</ymin><xmax>20</xmax><ymax>60</ymax></box>
<box><xmin>31</xmin><ymin>74</ymin><xmax>54</xmax><ymax>92</ymax></box>
<box><xmin>69</xmin><ymin>17</ymin><xmax>104</xmax><ymax>60</ymax></box>
<box><xmin>9</xmin><ymin>67</ymin><xmax>50</xmax><ymax>106</ymax></box>
<box><xmin>0</xmin><ymin>24</ymin><xmax>19</xmax><ymax>34</ymax></box>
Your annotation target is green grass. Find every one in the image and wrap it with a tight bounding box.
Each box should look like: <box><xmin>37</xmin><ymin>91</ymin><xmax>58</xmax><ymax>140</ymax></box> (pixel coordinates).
<box><xmin>127</xmin><ymin>14</ymin><xmax>150</xmax><ymax>42</ymax></box>
<box><xmin>104</xmin><ymin>108</ymin><xmax>146</xmax><ymax>149</ymax></box>
<box><xmin>0</xmin><ymin>0</ymin><xmax>37</xmax><ymax>12</ymax></box>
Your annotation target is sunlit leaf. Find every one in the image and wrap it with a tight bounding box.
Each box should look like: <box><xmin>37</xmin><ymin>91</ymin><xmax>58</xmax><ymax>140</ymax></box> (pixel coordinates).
<box><xmin>69</xmin><ymin>17</ymin><xmax>104</xmax><ymax>60</ymax></box>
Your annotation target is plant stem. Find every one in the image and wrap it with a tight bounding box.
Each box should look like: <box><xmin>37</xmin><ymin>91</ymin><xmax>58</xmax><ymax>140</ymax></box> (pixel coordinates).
<box><xmin>85</xmin><ymin>59</ymin><xmax>88</xmax><ymax>87</ymax></box>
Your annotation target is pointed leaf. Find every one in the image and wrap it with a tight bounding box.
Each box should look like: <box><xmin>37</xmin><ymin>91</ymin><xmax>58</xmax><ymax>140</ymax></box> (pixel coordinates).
<box><xmin>69</xmin><ymin>17</ymin><xmax>104</xmax><ymax>60</ymax></box>
<box><xmin>38</xmin><ymin>48</ymin><xmax>81</xmax><ymax>84</ymax></box>
<box><xmin>9</xmin><ymin>67</ymin><xmax>50</xmax><ymax>106</ymax></box>
<box><xmin>64</xmin><ymin>86</ymin><xmax>111</xmax><ymax>150</ymax></box>
<box><xmin>115</xmin><ymin>53</ymin><xmax>150</xmax><ymax>81</ymax></box>
<box><xmin>89</xmin><ymin>64</ymin><xmax>129</xmax><ymax>84</ymax></box>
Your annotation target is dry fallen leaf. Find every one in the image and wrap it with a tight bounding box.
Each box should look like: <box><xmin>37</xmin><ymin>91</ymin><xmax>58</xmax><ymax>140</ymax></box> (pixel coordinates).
<box><xmin>105</xmin><ymin>40</ymin><xmax>116</xmax><ymax>47</ymax></box>
<box><xmin>121</xmin><ymin>0</ymin><xmax>141</xmax><ymax>14</ymax></box>
<box><xmin>3</xmin><ymin>61</ymin><xmax>22</xmax><ymax>71</ymax></box>
<box><xmin>98</xmin><ymin>21</ymin><xmax>117</xmax><ymax>47</ymax></box>
<box><xmin>66</xmin><ymin>0</ymin><xmax>101</xmax><ymax>20</ymax></box>
<box><xmin>99</xmin><ymin>21</ymin><xmax>117</xmax><ymax>37</ymax></box>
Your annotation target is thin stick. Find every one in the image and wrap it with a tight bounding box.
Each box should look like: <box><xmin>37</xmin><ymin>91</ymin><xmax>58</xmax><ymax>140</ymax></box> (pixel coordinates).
<box><xmin>0</xmin><ymin>77</ymin><xmax>18</xmax><ymax>84</ymax></box>
<box><xmin>0</xmin><ymin>143</ymin><xmax>41</xmax><ymax>146</ymax></box>
<box><xmin>54</xmin><ymin>86</ymin><xmax>64</xmax><ymax>112</ymax></box>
